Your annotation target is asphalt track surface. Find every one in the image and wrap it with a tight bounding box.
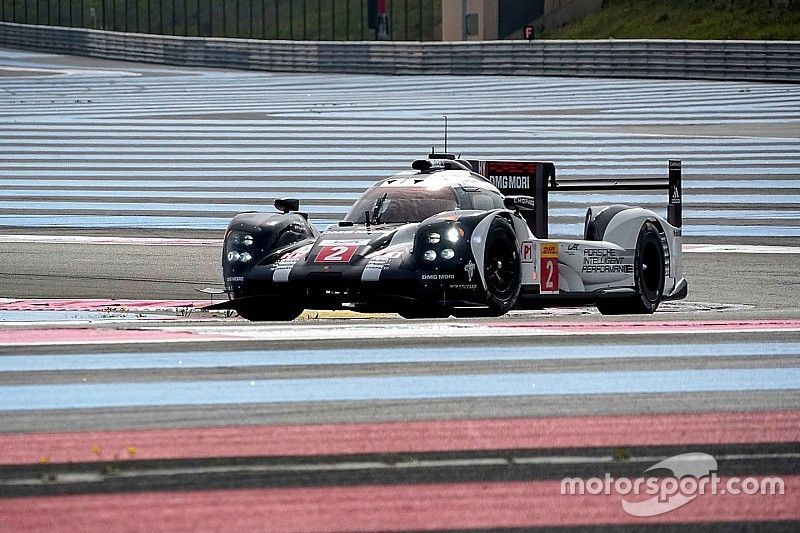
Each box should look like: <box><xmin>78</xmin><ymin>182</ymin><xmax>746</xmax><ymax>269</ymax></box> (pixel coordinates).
<box><xmin>0</xmin><ymin>48</ymin><xmax>799</xmax><ymax>531</ymax></box>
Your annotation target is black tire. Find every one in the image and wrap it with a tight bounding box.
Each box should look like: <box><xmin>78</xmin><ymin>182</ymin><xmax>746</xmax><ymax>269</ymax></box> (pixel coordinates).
<box><xmin>235</xmin><ymin>300</ymin><xmax>303</xmax><ymax>321</ymax></box>
<box><xmin>596</xmin><ymin>222</ymin><xmax>665</xmax><ymax>315</ymax></box>
<box><xmin>482</xmin><ymin>218</ymin><xmax>521</xmax><ymax>316</ymax></box>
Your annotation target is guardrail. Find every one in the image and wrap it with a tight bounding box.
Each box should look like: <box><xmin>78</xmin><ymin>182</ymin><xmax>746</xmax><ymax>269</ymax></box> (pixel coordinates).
<box><xmin>1</xmin><ymin>22</ymin><xmax>799</xmax><ymax>82</ymax></box>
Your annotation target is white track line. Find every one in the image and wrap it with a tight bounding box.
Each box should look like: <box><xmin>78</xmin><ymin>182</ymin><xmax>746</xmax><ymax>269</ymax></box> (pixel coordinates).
<box><xmin>683</xmin><ymin>244</ymin><xmax>800</xmax><ymax>254</ymax></box>
<box><xmin>1</xmin><ymin>234</ymin><xmax>799</xmax><ymax>254</ymax></box>
<box><xmin>0</xmin><ymin>234</ymin><xmax>221</xmax><ymax>246</ymax></box>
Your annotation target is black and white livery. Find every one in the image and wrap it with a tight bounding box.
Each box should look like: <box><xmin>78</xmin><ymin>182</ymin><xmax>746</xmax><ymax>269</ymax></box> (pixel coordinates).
<box><xmin>209</xmin><ymin>154</ymin><xmax>687</xmax><ymax>320</ymax></box>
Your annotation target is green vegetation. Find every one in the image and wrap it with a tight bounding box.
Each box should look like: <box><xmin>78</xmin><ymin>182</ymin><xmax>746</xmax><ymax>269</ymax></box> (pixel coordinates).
<box><xmin>541</xmin><ymin>0</ymin><xmax>800</xmax><ymax>40</ymax></box>
<box><xmin>0</xmin><ymin>0</ymin><xmax>442</xmax><ymax>41</ymax></box>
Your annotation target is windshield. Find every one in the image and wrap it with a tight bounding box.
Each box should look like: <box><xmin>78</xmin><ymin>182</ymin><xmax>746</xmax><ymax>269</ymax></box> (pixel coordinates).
<box><xmin>344</xmin><ymin>186</ymin><xmax>460</xmax><ymax>224</ymax></box>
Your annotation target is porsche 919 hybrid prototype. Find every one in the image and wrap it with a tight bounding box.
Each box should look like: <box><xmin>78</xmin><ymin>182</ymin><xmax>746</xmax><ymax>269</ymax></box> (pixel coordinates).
<box><xmin>209</xmin><ymin>154</ymin><xmax>687</xmax><ymax>320</ymax></box>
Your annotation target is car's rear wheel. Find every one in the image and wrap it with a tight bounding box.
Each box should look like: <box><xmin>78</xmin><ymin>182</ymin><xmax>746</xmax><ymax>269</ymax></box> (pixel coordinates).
<box><xmin>596</xmin><ymin>222</ymin><xmax>665</xmax><ymax>315</ymax></box>
<box><xmin>235</xmin><ymin>300</ymin><xmax>303</xmax><ymax>321</ymax></box>
<box><xmin>482</xmin><ymin>218</ymin><xmax>521</xmax><ymax>316</ymax></box>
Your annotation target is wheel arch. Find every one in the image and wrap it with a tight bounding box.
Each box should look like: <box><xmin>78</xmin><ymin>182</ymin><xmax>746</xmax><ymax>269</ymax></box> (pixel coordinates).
<box><xmin>467</xmin><ymin>210</ymin><xmax>519</xmax><ymax>292</ymax></box>
<box><xmin>596</xmin><ymin>207</ymin><xmax>668</xmax><ymax>251</ymax></box>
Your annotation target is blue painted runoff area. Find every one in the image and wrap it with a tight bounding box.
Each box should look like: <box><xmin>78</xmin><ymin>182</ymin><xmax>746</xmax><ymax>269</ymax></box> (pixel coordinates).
<box><xmin>2</xmin><ymin>342</ymin><xmax>798</xmax><ymax>373</ymax></box>
<box><xmin>0</xmin><ymin>368</ymin><xmax>798</xmax><ymax>410</ymax></box>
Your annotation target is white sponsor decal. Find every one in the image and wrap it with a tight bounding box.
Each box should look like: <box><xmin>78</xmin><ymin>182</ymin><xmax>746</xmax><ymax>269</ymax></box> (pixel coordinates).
<box><xmin>372</xmin><ymin>250</ymin><xmax>404</xmax><ymax>259</ymax></box>
<box><xmin>280</xmin><ymin>243</ymin><xmax>313</xmax><ymax>261</ymax></box>
<box><xmin>464</xmin><ymin>261</ymin><xmax>476</xmax><ymax>282</ymax></box>
<box><xmin>421</xmin><ymin>274</ymin><xmax>456</xmax><ymax>280</ymax></box>
<box><xmin>320</xmin><ymin>239</ymin><xmax>371</xmax><ymax>245</ymax></box>
<box><xmin>489</xmin><ymin>175</ymin><xmax>530</xmax><ymax>189</ymax></box>
<box><xmin>581</xmin><ymin>248</ymin><xmax>633</xmax><ymax>274</ymax></box>
<box><xmin>361</xmin><ymin>256</ymin><xmax>397</xmax><ymax>282</ymax></box>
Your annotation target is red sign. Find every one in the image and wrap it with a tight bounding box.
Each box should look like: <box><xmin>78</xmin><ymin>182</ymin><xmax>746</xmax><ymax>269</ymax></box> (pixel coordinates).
<box><xmin>524</xmin><ymin>25</ymin><xmax>535</xmax><ymax>40</ymax></box>
<box><xmin>314</xmin><ymin>244</ymin><xmax>359</xmax><ymax>263</ymax></box>
<box><xmin>486</xmin><ymin>161</ymin><xmax>538</xmax><ymax>176</ymax></box>
<box><xmin>539</xmin><ymin>242</ymin><xmax>559</xmax><ymax>294</ymax></box>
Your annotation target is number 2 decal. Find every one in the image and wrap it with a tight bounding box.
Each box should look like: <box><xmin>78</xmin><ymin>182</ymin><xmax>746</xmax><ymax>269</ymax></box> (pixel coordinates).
<box><xmin>320</xmin><ymin>246</ymin><xmax>350</xmax><ymax>262</ymax></box>
<box><xmin>539</xmin><ymin>242</ymin><xmax>559</xmax><ymax>294</ymax></box>
<box><xmin>315</xmin><ymin>244</ymin><xmax>359</xmax><ymax>263</ymax></box>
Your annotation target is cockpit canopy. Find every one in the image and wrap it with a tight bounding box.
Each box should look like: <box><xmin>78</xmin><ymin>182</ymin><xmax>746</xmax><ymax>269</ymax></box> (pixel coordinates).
<box><xmin>343</xmin><ymin>171</ymin><xmax>506</xmax><ymax>225</ymax></box>
<box><xmin>344</xmin><ymin>185</ymin><xmax>460</xmax><ymax>224</ymax></box>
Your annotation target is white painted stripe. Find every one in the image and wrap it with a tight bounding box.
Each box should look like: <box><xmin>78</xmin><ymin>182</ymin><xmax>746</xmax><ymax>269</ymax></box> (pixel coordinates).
<box><xmin>5</xmin><ymin>452</ymin><xmax>800</xmax><ymax>485</ymax></box>
<box><xmin>684</xmin><ymin>244</ymin><xmax>800</xmax><ymax>254</ymax></box>
<box><xmin>175</xmin><ymin>323</ymin><xmax>800</xmax><ymax>343</ymax></box>
<box><xmin>2</xmin><ymin>235</ymin><xmax>798</xmax><ymax>254</ymax></box>
<box><xmin>0</xmin><ymin>234</ymin><xmax>221</xmax><ymax>246</ymax></box>
<box><xmin>0</xmin><ymin>65</ymin><xmax>140</xmax><ymax>77</ymax></box>
<box><xmin>0</xmin><ymin>200</ymin><xmax>351</xmax><ymax>214</ymax></box>
<box><xmin>4</xmin><ymin>323</ymin><xmax>800</xmax><ymax>348</ymax></box>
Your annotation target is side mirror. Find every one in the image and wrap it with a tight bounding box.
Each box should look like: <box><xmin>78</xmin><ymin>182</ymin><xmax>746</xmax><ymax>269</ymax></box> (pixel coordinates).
<box><xmin>274</xmin><ymin>198</ymin><xmax>300</xmax><ymax>214</ymax></box>
<box><xmin>503</xmin><ymin>195</ymin><xmax>535</xmax><ymax>211</ymax></box>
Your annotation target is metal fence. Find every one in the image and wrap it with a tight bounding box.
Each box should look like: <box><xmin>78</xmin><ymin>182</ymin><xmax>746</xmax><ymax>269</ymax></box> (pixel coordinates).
<box><xmin>0</xmin><ymin>0</ymin><xmax>442</xmax><ymax>40</ymax></box>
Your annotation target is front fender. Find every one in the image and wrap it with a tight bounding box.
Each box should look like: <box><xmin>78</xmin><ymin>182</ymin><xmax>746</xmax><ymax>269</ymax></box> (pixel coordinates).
<box><xmin>223</xmin><ymin>211</ymin><xmax>318</xmax><ymax>290</ymax></box>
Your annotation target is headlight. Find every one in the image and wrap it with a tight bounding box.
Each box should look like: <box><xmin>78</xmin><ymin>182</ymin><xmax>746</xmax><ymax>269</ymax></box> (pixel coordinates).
<box><xmin>427</xmin><ymin>232</ymin><xmax>441</xmax><ymax>244</ymax></box>
<box><xmin>440</xmin><ymin>248</ymin><xmax>455</xmax><ymax>260</ymax></box>
<box><xmin>445</xmin><ymin>227</ymin><xmax>461</xmax><ymax>243</ymax></box>
<box><xmin>242</xmin><ymin>234</ymin><xmax>254</xmax><ymax>246</ymax></box>
<box><xmin>423</xmin><ymin>250</ymin><xmax>437</xmax><ymax>261</ymax></box>
<box><xmin>239</xmin><ymin>252</ymin><xmax>252</xmax><ymax>262</ymax></box>
<box><xmin>227</xmin><ymin>251</ymin><xmax>240</xmax><ymax>262</ymax></box>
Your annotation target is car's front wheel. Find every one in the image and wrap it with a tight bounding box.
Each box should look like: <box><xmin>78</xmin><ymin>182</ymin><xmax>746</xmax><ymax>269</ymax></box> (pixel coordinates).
<box><xmin>482</xmin><ymin>218</ymin><xmax>522</xmax><ymax>316</ymax></box>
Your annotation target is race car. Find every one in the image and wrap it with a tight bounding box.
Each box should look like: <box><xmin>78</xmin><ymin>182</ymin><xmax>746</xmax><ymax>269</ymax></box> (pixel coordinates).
<box><xmin>208</xmin><ymin>153</ymin><xmax>687</xmax><ymax>320</ymax></box>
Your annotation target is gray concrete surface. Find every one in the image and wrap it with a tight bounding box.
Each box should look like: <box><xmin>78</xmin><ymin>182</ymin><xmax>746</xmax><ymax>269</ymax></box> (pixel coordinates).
<box><xmin>2</xmin><ymin>242</ymin><xmax>799</xmax><ymax>311</ymax></box>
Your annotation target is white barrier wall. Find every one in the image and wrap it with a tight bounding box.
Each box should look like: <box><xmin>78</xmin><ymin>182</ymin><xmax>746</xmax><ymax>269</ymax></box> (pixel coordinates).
<box><xmin>1</xmin><ymin>22</ymin><xmax>798</xmax><ymax>82</ymax></box>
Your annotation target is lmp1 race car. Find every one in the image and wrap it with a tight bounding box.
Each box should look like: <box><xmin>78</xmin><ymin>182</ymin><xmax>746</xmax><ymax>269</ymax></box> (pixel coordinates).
<box><xmin>209</xmin><ymin>153</ymin><xmax>687</xmax><ymax>320</ymax></box>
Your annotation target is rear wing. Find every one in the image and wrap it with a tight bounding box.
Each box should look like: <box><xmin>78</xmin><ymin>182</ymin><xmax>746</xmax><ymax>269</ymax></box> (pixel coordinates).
<box><xmin>468</xmin><ymin>159</ymin><xmax>682</xmax><ymax>238</ymax></box>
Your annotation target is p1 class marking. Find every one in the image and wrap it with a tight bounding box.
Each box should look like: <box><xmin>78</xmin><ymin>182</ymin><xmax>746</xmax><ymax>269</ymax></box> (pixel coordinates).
<box><xmin>315</xmin><ymin>244</ymin><xmax>359</xmax><ymax>263</ymax></box>
<box><xmin>540</xmin><ymin>242</ymin><xmax>559</xmax><ymax>294</ymax></box>
<box><xmin>522</xmin><ymin>241</ymin><xmax>535</xmax><ymax>263</ymax></box>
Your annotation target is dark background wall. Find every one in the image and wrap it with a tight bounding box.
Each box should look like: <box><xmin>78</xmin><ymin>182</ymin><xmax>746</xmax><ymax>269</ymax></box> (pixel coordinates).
<box><xmin>497</xmin><ymin>0</ymin><xmax>543</xmax><ymax>39</ymax></box>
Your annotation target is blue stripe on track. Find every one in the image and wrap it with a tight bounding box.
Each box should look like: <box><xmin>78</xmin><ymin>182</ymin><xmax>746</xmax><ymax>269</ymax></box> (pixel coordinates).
<box><xmin>2</xmin><ymin>343</ymin><xmax>797</xmax><ymax>372</ymax></box>
<box><xmin>1</xmin><ymin>368</ymin><xmax>798</xmax><ymax>410</ymax></box>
